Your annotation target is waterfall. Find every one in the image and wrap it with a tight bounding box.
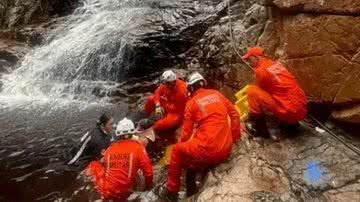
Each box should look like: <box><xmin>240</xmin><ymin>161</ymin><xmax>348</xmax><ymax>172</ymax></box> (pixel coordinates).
<box><xmin>0</xmin><ymin>0</ymin><xmax>156</xmax><ymax>102</ymax></box>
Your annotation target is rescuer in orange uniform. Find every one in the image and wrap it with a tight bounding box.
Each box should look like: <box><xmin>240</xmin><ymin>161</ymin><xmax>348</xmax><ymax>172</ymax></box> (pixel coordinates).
<box><xmin>242</xmin><ymin>47</ymin><xmax>307</xmax><ymax>140</ymax></box>
<box><xmin>157</xmin><ymin>72</ymin><xmax>240</xmax><ymax>201</ymax></box>
<box><xmin>86</xmin><ymin>118</ymin><xmax>153</xmax><ymax>201</ymax></box>
<box><xmin>144</xmin><ymin>70</ymin><xmax>188</xmax><ymax>133</ymax></box>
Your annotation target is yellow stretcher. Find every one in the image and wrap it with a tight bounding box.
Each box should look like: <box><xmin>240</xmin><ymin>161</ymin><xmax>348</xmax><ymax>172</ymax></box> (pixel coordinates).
<box><xmin>234</xmin><ymin>85</ymin><xmax>250</xmax><ymax>122</ymax></box>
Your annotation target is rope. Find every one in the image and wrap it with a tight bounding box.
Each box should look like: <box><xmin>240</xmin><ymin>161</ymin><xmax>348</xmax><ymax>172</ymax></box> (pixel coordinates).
<box><xmin>226</xmin><ymin>1</ymin><xmax>360</xmax><ymax>157</ymax></box>
<box><xmin>310</xmin><ymin>115</ymin><xmax>360</xmax><ymax>156</ymax></box>
<box><xmin>226</xmin><ymin>0</ymin><xmax>254</xmax><ymax>72</ymax></box>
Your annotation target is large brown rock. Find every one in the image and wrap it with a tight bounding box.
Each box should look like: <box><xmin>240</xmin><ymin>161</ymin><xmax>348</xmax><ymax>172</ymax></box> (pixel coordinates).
<box><xmin>332</xmin><ymin>104</ymin><xmax>360</xmax><ymax>123</ymax></box>
<box><xmin>272</xmin><ymin>0</ymin><xmax>360</xmax><ymax>14</ymax></box>
<box><xmin>256</xmin><ymin>3</ymin><xmax>360</xmax><ymax>123</ymax></box>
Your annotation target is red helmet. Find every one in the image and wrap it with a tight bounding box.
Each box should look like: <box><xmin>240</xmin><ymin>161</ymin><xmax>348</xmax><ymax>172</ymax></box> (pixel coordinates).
<box><xmin>242</xmin><ymin>47</ymin><xmax>264</xmax><ymax>60</ymax></box>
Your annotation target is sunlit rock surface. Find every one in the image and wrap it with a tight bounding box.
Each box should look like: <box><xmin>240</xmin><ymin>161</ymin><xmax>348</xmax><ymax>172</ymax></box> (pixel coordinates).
<box><xmin>185</xmin><ymin>121</ymin><xmax>360</xmax><ymax>202</ymax></box>
<box><xmin>259</xmin><ymin>0</ymin><xmax>360</xmax><ymax>123</ymax></box>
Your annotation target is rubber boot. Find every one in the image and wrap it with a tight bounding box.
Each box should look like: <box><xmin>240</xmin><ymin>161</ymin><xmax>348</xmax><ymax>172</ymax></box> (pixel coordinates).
<box><xmin>247</xmin><ymin>113</ymin><xmax>268</xmax><ymax>137</ymax></box>
<box><xmin>265</xmin><ymin>116</ymin><xmax>281</xmax><ymax>141</ymax></box>
<box><xmin>185</xmin><ymin>169</ymin><xmax>198</xmax><ymax>197</ymax></box>
<box><xmin>283</xmin><ymin>122</ymin><xmax>300</xmax><ymax>131</ymax></box>
<box><xmin>245</xmin><ymin>122</ymin><xmax>257</xmax><ymax>136</ymax></box>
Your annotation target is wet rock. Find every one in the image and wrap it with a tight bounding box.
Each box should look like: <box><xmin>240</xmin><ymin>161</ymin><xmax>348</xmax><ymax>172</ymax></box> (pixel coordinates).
<box><xmin>0</xmin><ymin>39</ymin><xmax>29</xmax><ymax>73</ymax></box>
<box><xmin>0</xmin><ymin>0</ymin><xmax>75</xmax><ymax>72</ymax></box>
<box><xmin>0</xmin><ymin>0</ymin><xmax>77</xmax><ymax>29</ymax></box>
<box><xmin>331</xmin><ymin>104</ymin><xmax>360</xmax><ymax>123</ymax></box>
<box><xmin>0</xmin><ymin>0</ymin><xmax>238</xmax><ymax>84</ymax></box>
<box><xmin>117</xmin><ymin>0</ymin><xmax>233</xmax><ymax>79</ymax></box>
<box><xmin>183</xmin><ymin>0</ymin><xmax>267</xmax><ymax>96</ymax></box>
<box><xmin>0</xmin><ymin>24</ymin><xmax>53</xmax><ymax>72</ymax></box>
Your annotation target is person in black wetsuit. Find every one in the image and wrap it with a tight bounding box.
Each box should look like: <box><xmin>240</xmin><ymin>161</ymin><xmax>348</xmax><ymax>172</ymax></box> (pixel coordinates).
<box><xmin>68</xmin><ymin>113</ymin><xmax>114</xmax><ymax>166</ymax></box>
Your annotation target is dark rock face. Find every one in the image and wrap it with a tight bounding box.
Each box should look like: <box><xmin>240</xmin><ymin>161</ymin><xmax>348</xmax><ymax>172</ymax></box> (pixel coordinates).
<box><xmin>0</xmin><ymin>0</ymin><xmax>266</xmax><ymax>97</ymax></box>
<box><xmin>99</xmin><ymin>0</ymin><xmax>233</xmax><ymax>80</ymax></box>
<box><xmin>183</xmin><ymin>0</ymin><xmax>268</xmax><ymax>100</ymax></box>
<box><xmin>0</xmin><ymin>0</ymin><xmax>76</xmax><ymax>29</ymax></box>
<box><xmin>2</xmin><ymin>0</ymin><xmax>232</xmax><ymax>80</ymax></box>
<box><xmin>0</xmin><ymin>0</ymin><xmax>76</xmax><ymax>74</ymax></box>
<box><xmin>0</xmin><ymin>40</ymin><xmax>29</xmax><ymax>73</ymax></box>
<box><xmin>111</xmin><ymin>0</ymin><xmax>268</xmax><ymax>100</ymax></box>
<box><xmin>0</xmin><ymin>0</ymin><xmax>78</xmax><ymax>73</ymax></box>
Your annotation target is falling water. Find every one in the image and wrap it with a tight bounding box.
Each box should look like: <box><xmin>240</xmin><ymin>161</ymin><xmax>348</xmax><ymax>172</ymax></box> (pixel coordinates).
<box><xmin>0</xmin><ymin>0</ymin><xmax>157</xmax><ymax>102</ymax></box>
<box><xmin>0</xmin><ymin>1</ymin><xmax>159</xmax><ymax>200</ymax></box>
<box><xmin>0</xmin><ymin>0</ymin><xmax>218</xmax><ymax>200</ymax></box>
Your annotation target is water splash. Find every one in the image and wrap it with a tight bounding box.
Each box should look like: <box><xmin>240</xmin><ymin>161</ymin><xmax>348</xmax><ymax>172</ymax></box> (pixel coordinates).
<box><xmin>0</xmin><ymin>0</ymin><xmax>153</xmax><ymax>102</ymax></box>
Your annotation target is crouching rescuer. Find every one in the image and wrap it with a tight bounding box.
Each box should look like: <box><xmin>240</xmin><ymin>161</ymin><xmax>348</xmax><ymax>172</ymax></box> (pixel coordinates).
<box><xmin>85</xmin><ymin>118</ymin><xmax>153</xmax><ymax>201</ymax></box>
<box><xmin>242</xmin><ymin>47</ymin><xmax>307</xmax><ymax>140</ymax></box>
<box><xmin>144</xmin><ymin>70</ymin><xmax>188</xmax><ymax>134</ymax></box>
<box><xmin>158</xmin><ymin>72</ymin><xmax>241</xmax><ymax>201</ymax></box>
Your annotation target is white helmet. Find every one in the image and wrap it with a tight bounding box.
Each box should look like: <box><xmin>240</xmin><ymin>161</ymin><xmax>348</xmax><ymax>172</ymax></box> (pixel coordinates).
<box><xmin>115</xmin><ymin>118</ymin><xmax>137</xmax><ymax>137</ymax></box>
<box><xmin>186</xmin><ymin>72</ymin><xmax>206</xmax><ymax>86</ymax></box>
<box><xmin>160</xmin><ymin>70</ymin><xmax>177</xmax><ymax>83</ymax></box>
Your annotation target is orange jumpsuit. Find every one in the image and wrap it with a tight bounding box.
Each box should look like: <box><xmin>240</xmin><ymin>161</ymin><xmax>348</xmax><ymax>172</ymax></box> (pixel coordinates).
<box><xmin>247</xmin><ymin>58</ymin><xmax>307</xmax><ymax>124</ymax></box>
<box><xmin>144</xmin><ymin>79</ymin><xmax>188</xmax><ymax>132</ymax></box>
<box><xmin>166</xmin><ymin>88</ymin><xmax>240</xmax><ymax>193</ymax></box>
<box><xmin>86</xmin><ymin>139</ymin><xmax>153</xmax><ymax>200</ymax></box>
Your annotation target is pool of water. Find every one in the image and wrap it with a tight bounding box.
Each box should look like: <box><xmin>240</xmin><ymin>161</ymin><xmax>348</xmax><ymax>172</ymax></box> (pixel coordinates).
<box><xmin>0</xmin><ymin>98</ymin><xmax>127</xmax><ymax>201</ymax></box>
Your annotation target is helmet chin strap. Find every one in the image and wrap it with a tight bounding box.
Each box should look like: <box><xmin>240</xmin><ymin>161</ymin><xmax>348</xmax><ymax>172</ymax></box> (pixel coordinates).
<box><xmin>188</xmin><ymin>86</ymin><xmax>194</xmax><ymax>96</ymax></box>
<box><xmin>201</xmin><ymin>80</ymin><xmax>207</xmax><ymax>87</ymax></box>
<box><xmin>188</xmin><ymin>81</ymin><xmax>205</xmax><ymax>96</ymax></box>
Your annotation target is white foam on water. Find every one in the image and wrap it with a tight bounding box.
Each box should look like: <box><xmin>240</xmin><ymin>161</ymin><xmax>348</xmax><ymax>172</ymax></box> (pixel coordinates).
<box><xmin>8</xmin><ymin>150</ymin><xmax>25</xmax><ymax>157</ymax></box>
<box><xmin>0</xmin><ymin>0</ymin><xmax>152</xmax><ymax>105</ymax></box>
<box><xmin>13</xmin><ymin>172</ymin><xmax>34</xmax><ymax>182</ymax></box>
